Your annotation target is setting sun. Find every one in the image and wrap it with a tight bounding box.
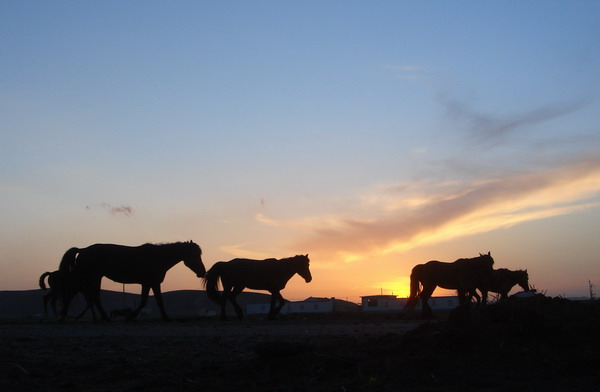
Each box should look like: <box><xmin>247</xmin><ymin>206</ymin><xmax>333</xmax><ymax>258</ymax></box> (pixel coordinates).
<box><xmin>375</xmin><ymin>277</ymin><xmax>412</xmax><ymax>298</ymax></box>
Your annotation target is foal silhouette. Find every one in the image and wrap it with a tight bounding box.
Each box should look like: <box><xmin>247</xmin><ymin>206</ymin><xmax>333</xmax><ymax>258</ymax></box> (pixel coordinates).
<box><xmin>39</xmin><ymin>270</ymin><xmax>94</xmax><ymax>320</ymax></box>
<box><xmin>470</xmin><ymin>268</ymin><xmax>530</xmax><ymax>305</ymax></box>
<box><xmin>39</xmin><ymin>270</ymin><xmax>62</xmax><ymax>317</ymax></box>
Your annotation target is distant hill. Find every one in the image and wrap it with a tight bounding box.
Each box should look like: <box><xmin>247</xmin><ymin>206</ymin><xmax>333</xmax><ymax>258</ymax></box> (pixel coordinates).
<box><xmin>0</xmin><ymin>289</ymin><xmax>272</xmax><ymax>319</ymax></box>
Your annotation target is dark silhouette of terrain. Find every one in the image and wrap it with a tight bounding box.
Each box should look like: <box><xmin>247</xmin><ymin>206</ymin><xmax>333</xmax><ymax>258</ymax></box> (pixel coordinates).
<box><xmin>1</xmin><ymin>294</ymin><xmax>598</xmax><ymax>391</ymax></box>
<box><xmin>0</xmin><ymin>289</ymin><xmax>272</xmax><ymax>319</ymax></box>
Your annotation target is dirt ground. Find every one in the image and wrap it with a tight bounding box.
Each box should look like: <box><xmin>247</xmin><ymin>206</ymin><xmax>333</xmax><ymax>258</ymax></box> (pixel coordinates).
<box><xmin>2</xmin><ymin>296</ymin><xmax>599</xmax><ymax>392</ymax></box>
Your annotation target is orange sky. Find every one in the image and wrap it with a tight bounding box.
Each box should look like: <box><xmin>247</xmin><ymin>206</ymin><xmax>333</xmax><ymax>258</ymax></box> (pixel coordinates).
<box><xmin>2</xmin><ymin>2</ymin><xmax>600</xmax><ymax>304</ymax></box>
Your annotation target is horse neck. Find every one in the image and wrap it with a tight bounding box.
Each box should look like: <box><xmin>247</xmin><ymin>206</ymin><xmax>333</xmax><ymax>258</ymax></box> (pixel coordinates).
<box><xmin>155</xmin><ymin>244</ymin><xmax>186</xmax><ymax>270</ymax></box>
<box><xmin>514</xmin><ymin>272</ymin><xmax>529</xmax><ymax>290</ymax></box>
<box><xmin>279</xmin><ymin>259</ymin><xmax>302</xmax><ymax>281</ymax></box>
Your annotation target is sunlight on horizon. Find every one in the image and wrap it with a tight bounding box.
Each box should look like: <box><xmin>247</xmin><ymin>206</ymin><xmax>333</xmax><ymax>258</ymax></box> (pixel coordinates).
<box><xmin>375</xmin><ymin>277</ymin><xmax>412</xmax><ymax>298</ymax></box>
<box><xmin>1</xmin><ymin>2</ymin><xmax>599</xmax><ymax>300</ymax></box>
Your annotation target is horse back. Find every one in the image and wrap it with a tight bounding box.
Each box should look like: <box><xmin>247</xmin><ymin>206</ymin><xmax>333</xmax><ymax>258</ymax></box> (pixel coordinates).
<box><xmin>217</xmin><ymin>258</ymin><xmax>290</xmax><ymax>291</ymax></box>
<box><xmin>412</xmin><ymin>260</ymin><xmax>462</xmax><ymax>289</ymax></box>
<box><xmin>74</xmin><ymin>243</ymin><xmax>167</xmax><ymax>283</ymax></box>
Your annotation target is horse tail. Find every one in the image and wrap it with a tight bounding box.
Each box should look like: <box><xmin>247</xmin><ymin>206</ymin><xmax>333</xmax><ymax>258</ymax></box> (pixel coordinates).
<box><xmin>39</xmin><ymin>271</ymin><xmax>52</xmax><ymax>290</ymax></box>
<box><xmin>405</xmin><ymin>265</ymin><xmax>422</xmax><ymax>309</ymax></box>
<box><xmin>203</xmin><ymin>263</ymin><xmax>223</xmax><ymax>303</ymax></box>
<box><xmin>59</xmin><ymin>247</ymin><xmax>80</xmax><ymax>273</ymax></box>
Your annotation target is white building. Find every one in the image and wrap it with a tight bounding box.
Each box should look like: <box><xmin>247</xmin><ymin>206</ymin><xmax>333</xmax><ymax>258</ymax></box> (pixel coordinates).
<box><xmin>361</xmin><ymin>294</ymin><xmax>460</xmax><ymax>312</ymax></box>
<box><xmin>362</xmin><ymin>295</ymin><xmax>406</xmax><ymax>312</ymax></box>
<box><xmin>246</xmin><ymin>297</ymin><xmax>360</xmax><ymax>315</ymax></box>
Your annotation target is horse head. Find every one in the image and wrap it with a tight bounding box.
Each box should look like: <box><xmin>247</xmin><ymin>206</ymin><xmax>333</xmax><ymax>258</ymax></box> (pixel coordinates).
<box><xmin>293</xmin><ymin>254</ymin><xmax>312</xmax><ymax>283</ymax></box>
<box><xmin>182</xmin><ymin>241</ymin><xmax>206</xmax><ymax>278</ymax></box>
<box><xmin>516</xmin><ymin>269</ymin><xmax>530</xmax><ymax>291</ymax></box>
<box><xmin>478</xmin><ymin>251</ymin><xmax>495</xmax><ymax>270</ymax></box>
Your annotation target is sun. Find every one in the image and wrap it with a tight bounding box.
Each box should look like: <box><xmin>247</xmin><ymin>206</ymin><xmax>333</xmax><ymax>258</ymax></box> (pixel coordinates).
<box><xmin>376</xmin><ymin>276</ymin><xmax>412</xmax><ymax>298</ymax></box>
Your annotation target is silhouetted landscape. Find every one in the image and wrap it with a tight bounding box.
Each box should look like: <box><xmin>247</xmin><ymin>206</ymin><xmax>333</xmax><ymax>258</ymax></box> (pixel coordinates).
<box><xmin>0</xmin><ymin>289</ymin><xmax>273</xmax><ymax>319</ymax></box>
<box><xmin>2</xmin><ymin>292</ymin><xmax>598</xmax><ymax>391</ymax></box>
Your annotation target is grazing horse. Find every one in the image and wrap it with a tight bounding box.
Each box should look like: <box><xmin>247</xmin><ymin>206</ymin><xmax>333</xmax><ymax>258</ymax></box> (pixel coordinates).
<box><xmin>39</xmin><ymin>270</ymin><xmax>95</xmax><ymax>320</ymax></box>
<box><xmin>203</xmin><ymin>255</ymin><xmax>312</xmax><ymax>320</ymax></box>
<box><xmin>59</xmin><ymin>241</ymin><xmax>205</xmax><ymax>322</ymax></box>
<box><xmin>405</xmin><ymin>252</ymin><xmax>495</xmax><ymax>317</ymax></box>
<box><xmin>471</xmin><ymin>268</ymin><xmax>530</xmax><ymax>305</ymax></box>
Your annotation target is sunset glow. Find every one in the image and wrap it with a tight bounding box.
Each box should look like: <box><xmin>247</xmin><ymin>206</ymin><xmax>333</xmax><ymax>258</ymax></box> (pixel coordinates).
<box><xmin>1</xmin><ymin>2</ymin><xmax>599</xmax><ymax>302</ymax></box>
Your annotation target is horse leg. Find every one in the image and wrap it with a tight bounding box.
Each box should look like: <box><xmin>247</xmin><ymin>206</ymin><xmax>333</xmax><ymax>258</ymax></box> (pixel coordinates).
<box><xmin>90</xmin><ymin>304</ymin><xmax>97</xmax><ymax>322</ymax></box>
<box><xmin>419</xmin><ymin>285</ymin><xmax>435</xmax><ymax>318</ymax></box>
<box><xmin>50</xmin><ymin>294</ymin><xmax>59</xmax><ymax>317</ymax></box>
<box><xmin>471</xmin><ymin>290</ymin><xmax>481</xmax><ymax>308</ymax></box>
<box><xmin>481</xmin><ymin>289</ymin><xmax>489</xmax><ymax>306</ymax></box>
<box><xmin>128</xmin><ymin>285</ymin><xmax>150</xmax><ymax>321</ymax></box>
<box><xmin>218</xmin><ymin>283</ymin><xmax>233</xmax><ymax>321</ymax></box>
<box><xmin>152</xmin><ymin>284</ymin><xmax>170</xmax><ymax>322</ymax></box>
<box><xmin>42</xmin><ymin>292</ymin><xmax>51</xmax><ymax>317</ymax></box>
<box><xmin>457</xmin><ymin>289</ymin><xmax>471</xmax><ymax>309</ymax></box>
<box><xmin>75</xmin><ymin>303</ymin><xmax>90</xmax><ymax>321</ymax></box>
<box><xmin>268</xmin><ymin>293</ymin><xmax>277</xmax><ymax>320</ymax></box>
<box><xmin>269</xmin><ymin>291</ymin><xmax>286</xmax><ymax>320</ymax></box>
<box><xmin>59</xmin><ymin>284</ymin><xmax>77</xmax><ymax>321</ymax></box>
<box><xmin>88</xmin><ymin>278</ymin><xmax>110</xmax><ymax>321</ymax></box>
<box><xmin>229</xmin><ymin>286</ymin><xmax>245</xmax><ymax>320</ymax></box>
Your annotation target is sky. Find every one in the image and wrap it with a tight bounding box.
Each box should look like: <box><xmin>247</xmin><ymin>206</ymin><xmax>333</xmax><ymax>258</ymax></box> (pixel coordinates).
<box><xmin>1</xmin><ymin>1</ymin><xmax>599</xmax><ymax>303</ymax></box>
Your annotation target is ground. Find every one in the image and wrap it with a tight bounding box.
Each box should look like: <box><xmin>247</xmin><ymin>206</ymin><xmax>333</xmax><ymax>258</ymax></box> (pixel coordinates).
<box><xmin>1</xmin><ymin>296</ymin><xmax>599</xmax><ymax>391</ymax></box>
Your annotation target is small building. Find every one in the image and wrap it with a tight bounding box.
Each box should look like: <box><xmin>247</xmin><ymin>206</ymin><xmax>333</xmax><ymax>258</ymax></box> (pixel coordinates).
<box><xmin>361</xmin><ymin>295</ymin><xmax>407</xmax><ymax>312</ymax></box>
<box><xmin>246</xmin><ymin>297</ymin><xmax>360</xmax><ymax>315</ymax></box>
<box><xmin>426</xmin><ymin>295</ymin><xmax>460</xmax><ymax>310</ymax></box>
<box><xmin>361</xmin><ymin>294</ymin><xmax>460</xmax><ymax>312</ymax></box>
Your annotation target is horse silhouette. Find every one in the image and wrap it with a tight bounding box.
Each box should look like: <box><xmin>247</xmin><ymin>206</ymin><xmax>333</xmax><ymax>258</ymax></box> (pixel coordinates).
<box><xmin>204</xmin><ymin>255</ymin><xmax>312</xmax><ymax>320</ymax></box>
<box><xmin>39</xmin><ymin>270</ymin><xmax>95</xmax><ymax>320</ymax></box>
<box><xmin>405</xmin><ymin>252</ymin><xmax>495</xmax><ymax>317</ymax></box>
<box><xmin>470</xmin><ymin>268</ymin><xmax>530</xmax><ymax>305</ymax></box>
<box><xmin>58</xmin><ymin>241</ymin><xmax>205</xmax><ymax>322</ymax></box>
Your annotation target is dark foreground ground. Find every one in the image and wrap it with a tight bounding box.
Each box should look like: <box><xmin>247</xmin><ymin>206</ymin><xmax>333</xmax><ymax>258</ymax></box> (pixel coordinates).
<box><xmin>1</xmin><ymin>296</ymin><xmax>599</xmax><ymax>391</ymax></box>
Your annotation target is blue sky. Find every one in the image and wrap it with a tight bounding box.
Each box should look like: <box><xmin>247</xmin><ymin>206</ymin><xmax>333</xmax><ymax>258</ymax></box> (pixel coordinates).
<box><xmin>1</xmin><ymin>1</ymin><xmax>599</xmax><ymax>301</ymax></box>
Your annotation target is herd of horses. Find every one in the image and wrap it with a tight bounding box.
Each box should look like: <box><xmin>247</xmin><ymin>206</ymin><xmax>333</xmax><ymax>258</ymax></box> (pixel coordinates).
<box><xmin>404</xmin><ymin>252</ymin><xmax>530</xmax><ymax>317</ymax></box>
<box><xmin>38</xmin><ymin>241</ymin><xmax>530</xmax><ymax>322</ymax></box>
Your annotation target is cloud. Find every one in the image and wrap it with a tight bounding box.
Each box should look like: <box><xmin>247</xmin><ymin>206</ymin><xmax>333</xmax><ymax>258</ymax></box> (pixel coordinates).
<box><xmin>109</xmin><ymin>205</ymin><xmax>134</xmax><ymax>217</ymax></box>
<box><xmin>438</xmin><ymin>95</ymin><xmax>587</xmax><ymax>147</ymax></box>
<box><xmin>86</xmin><ymin>202</ymin><xmax>134</xmax><ymax>217</ymax></box>
<box><xmin>268</xmin><ymin>155</ymin><xmax>600</xmax><ymax>261</ymax></box>
<box><xmin>385</xmin><ymin>63</ymin><xmax>428</xmax><ymax>81</ymax></box>
<box><xmin>219</xmin><ymin>244</ymin><xmax>272</xmax><ymax>260</ymax></box>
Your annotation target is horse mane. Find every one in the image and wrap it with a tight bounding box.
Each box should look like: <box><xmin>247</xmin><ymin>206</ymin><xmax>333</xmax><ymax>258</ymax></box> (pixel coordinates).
<box><xmin>143</xmin><ymin>241</ymin><xmax>202</xmax><ymax>254</ymax></box>
<box><xmin>279</xmin><ymin>255</ymin><xmax>308</xmax><ymax>263</ymax></box>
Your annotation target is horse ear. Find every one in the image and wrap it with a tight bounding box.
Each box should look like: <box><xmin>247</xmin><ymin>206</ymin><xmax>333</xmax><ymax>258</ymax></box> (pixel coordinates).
<box><xmin>479</xmin><ymin>253</ymin><xmax>483</xmax><ymax>256</ymax></box>
<box><xmin>487</xmin><ymin>251</ymin><xmax>491</xmax><ymax>256</ymax></box>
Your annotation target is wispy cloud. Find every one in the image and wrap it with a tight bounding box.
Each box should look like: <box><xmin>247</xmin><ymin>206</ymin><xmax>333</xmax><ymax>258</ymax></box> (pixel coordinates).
<box><xmin>262</xmin><ymin>155</ymin><xmax>600</xmax><ymax>262</ymax></box>
<box><xmin>86</xmin><ymin>202</ymin><xmax>134</xmax><ymax>217</ymax></box>
<box><xmin>385</xmin><ymin>63</ymin><xmax>427</xmax><ymax>81</ymax></box>
<box><xmin>438</xmin><ymin>95</ymin><xmax>588</xmax><ymax>147</ymax></box>
<box><xmin>219</xmin><ymin>244</ymin><xmax>272</xmax><ymax>260</ymax></box>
